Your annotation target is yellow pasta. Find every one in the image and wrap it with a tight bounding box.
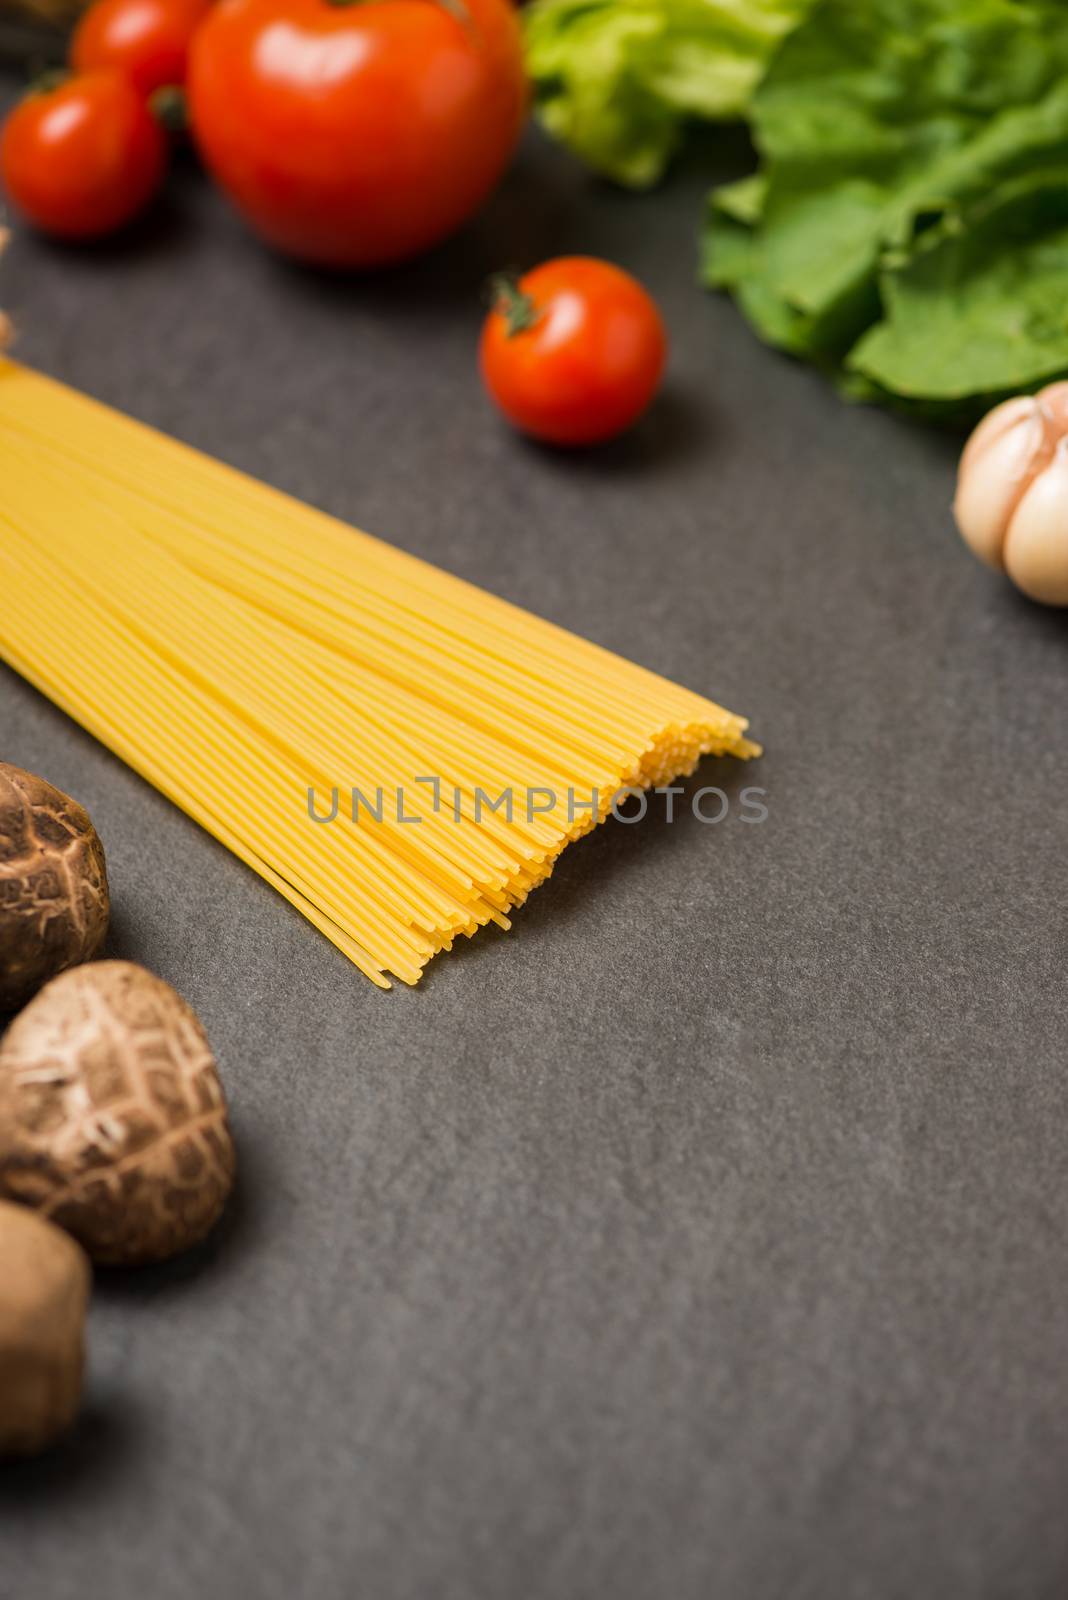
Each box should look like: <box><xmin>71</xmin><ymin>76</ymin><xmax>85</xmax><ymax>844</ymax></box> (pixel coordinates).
<box><xmin>0</xmin><ymin>359</ymin><xmax>758</xmax><ymax>988</ymax></box>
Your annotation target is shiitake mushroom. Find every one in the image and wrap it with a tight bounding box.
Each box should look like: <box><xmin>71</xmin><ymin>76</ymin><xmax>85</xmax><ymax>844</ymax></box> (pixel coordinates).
<box><xmin>0</xmin><ymin>1199</ymin><xmax>90</xmax><ymax>1457</ymax></box>
<box><xmin>0</xmin><ymin>762</ymin><xmax>110</xmax><ymax>1013</ymax></box>
<box><xmin>0</xmin><ymin>961</ymin><xmax>236</xmax><ymax>1266</ymax></box>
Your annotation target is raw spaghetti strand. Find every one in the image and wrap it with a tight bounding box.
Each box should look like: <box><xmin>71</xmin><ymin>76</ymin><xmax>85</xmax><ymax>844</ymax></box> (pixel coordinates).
<box><xmin>0</xmin><ymin>359</ymin><xmax>759</xmax><ymax>988</ymax></box>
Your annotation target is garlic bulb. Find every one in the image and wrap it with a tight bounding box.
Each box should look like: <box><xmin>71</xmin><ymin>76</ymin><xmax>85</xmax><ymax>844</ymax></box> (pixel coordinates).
<box><xmin>954</xmin><ymin>383</ymin><xmax>1068</xmax><ymax>605</ymax></box>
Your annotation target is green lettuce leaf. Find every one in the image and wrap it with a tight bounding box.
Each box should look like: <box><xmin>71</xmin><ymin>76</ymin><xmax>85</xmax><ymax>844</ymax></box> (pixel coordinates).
<box><xmin>702</xmin><ymin>0</ymin><xmax>1068</xmax><ymax>404</ymax></box>
<box><xmin>850</xmin><ymin>172</ymin><xmax>1068</xmax><ymax>402</ymax></box>
<box><xmin>524</xmin><ymin>0</ymin><xmax>815</xmax><ymax>188</ymax></box>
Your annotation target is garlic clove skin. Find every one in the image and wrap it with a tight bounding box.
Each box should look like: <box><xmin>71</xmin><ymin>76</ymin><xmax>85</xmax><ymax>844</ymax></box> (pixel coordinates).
<box><xmin>1003</xmin><ymin>437</ymin><xmax>1068</xmax><ymax>606</ymax></box>
<box><xmin>1036</xmin><ymin>379</ymin><xmax>1068</xmax><ymax>433</ymax></box>
<box><xmin>953</xmin><ymin>396</ymin><xmax>1054</xmax><ymax>570</ymax></box>
<box><xmin>959</xmin><ymin>394</ymin><xmax>1040</xmax><ymax>479</ymax></box>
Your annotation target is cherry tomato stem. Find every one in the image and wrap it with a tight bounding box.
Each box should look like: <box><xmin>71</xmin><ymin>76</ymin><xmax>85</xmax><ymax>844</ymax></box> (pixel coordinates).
<box><xmin>488</xmin><ymin>272</ymin><xmax>543</xmax><ymax>337</ymax></box>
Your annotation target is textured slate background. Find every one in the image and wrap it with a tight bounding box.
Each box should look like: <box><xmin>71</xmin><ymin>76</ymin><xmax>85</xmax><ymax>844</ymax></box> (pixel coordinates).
<box><xmin>2</xmin><ymin>74</ymin><xmax>1068</xmax><ymax>1600</ymax></box>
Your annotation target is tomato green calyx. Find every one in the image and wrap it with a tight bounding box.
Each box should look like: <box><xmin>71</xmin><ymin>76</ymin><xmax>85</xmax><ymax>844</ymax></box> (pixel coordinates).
<box><xmin>150</xmin><ymin>85</ymin><xmax>187</xmax><ymax>133</ymax></box>
<box><xmin>27</xmin><ymin>68</ymin><xmax>69</xmax><ymax>97</ymax></box>
<box><xmin>488</xmin><ymin>272</ymin><xmax>542</xmax><ymax>338</ymax></box>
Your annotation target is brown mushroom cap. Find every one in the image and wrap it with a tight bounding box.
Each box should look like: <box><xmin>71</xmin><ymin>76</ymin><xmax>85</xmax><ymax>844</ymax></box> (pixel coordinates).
<box><xmin>0</xmin><ymin>1199</ymin><xmax>90</xmax><ymax>1456</ymax></box>
<box><xmin>0</xmin><ymin>762</ymin><xmax>110</xmax><ymax>1014</ymax></box>
<box><xmin>0</xmin><ymin>961</ymin><xmax>236</xmax><ymax>1266</ymax></box>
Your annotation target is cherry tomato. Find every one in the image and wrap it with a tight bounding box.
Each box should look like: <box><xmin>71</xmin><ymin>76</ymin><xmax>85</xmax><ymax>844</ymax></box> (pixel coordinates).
<box><xmin>186</xmin><ymin>0</ymin><xmax>527</xmax><ymax>268</ymax></box>
<box><xmin>71</xmin><ymin>0</ymin><xmax>212</xmax><ymax>97</ymax></box>
<box><xmin>0</xmin><ymin>72</ymin><xmax>167</xmax><ymax>240</ymax></box>
<box><xmin>480</xmin><ymin>257</ymin><xmax>668</xmax><ymax>447</ymax></box>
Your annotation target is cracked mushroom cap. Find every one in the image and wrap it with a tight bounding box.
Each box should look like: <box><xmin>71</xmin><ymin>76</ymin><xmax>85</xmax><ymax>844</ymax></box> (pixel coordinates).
<box><xmin>0</xmin><ymin>762</ymin><xmax>110</xmax><ymax>1013</ymax></box>
<box><xmin>0</xmin><ymin>961</ymin><xmax>236</xmax><ymax>1266</ymax></box>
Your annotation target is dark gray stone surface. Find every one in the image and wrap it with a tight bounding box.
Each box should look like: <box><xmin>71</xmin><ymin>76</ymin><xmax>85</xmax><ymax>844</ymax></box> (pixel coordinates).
<box><xmin>2</xmin><ymin>81</ymin><xmax>1068</xmax><ymax>1600</ymax></box>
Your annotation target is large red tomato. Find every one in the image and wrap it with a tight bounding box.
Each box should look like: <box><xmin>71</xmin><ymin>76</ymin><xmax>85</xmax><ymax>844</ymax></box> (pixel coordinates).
<box><xmin>187</xmin><ymin>0</ymin><xmax>527</xmax><ymax>268</ymax></box>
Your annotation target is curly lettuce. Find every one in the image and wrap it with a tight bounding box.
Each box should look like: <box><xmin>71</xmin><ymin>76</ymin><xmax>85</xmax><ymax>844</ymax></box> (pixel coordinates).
<box><xmin>524</xmin><ymin>0</ymin><xmax>815</xmax><ymax>188</ymax></box>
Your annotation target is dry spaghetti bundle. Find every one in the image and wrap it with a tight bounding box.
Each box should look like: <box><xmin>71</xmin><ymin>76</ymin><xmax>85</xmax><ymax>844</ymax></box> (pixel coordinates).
<box><xmin>0</xmin><ymin>360</ymin><xmax>757</xmax><ymax>988</ymax></box>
